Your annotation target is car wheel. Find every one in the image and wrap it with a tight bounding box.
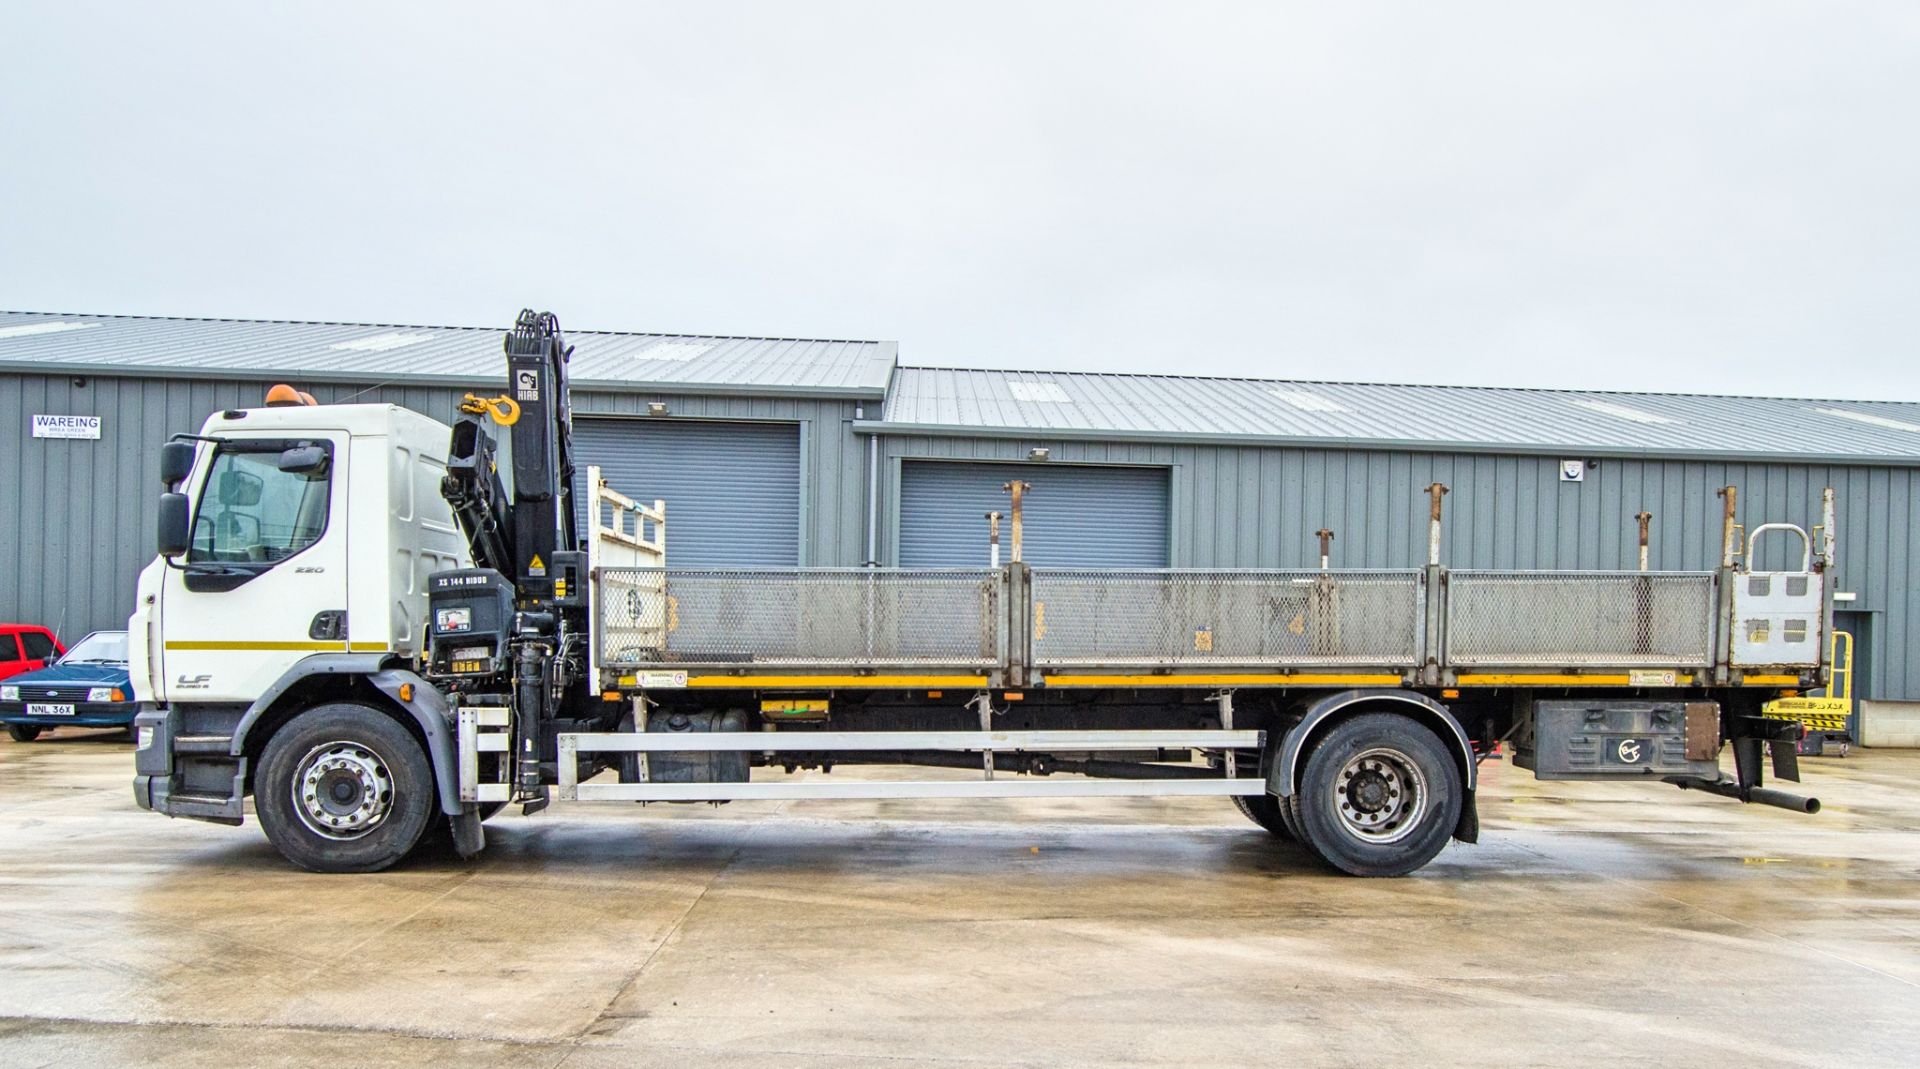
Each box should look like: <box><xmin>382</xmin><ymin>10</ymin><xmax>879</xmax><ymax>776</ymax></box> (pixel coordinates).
<box><xmin>1294</xmin><ymin>713</ymin><xmax>1462</xmax><ymax>877</ymax></box>
<box><xmin>7</xmin><ymin>724</ymin><xmax>43</xmax><ymax>743</ymax></box>
<box><xmin>255</xmin><ymin>702</ymin><xmax>437</xmax><ymax>873</ymax></box>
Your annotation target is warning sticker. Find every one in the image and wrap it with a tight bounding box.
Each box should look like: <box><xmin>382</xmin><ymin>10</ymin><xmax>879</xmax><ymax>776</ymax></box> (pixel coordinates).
<box><xmin>529</xmin><ymin>553</ymin><xmax>546</xmax><ymax>577</ymax></box>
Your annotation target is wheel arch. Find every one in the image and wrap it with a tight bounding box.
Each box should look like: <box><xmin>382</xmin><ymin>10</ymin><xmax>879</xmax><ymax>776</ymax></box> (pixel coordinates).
<box><xmin>1268</xmin><ymin>688</ymin><xmax>1479</xmax><ymax>843</ymax></box>
<box><xmin>232</xmin><ymin>657</ymin><xmax>463</xmax><ymax>816</ymax></box>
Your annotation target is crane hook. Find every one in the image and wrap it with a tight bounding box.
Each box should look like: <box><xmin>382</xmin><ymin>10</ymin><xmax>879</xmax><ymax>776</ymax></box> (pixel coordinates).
<box><xmin>459</xmin><ymin>393</ymin><xmax>521</xmax><ymax>426</ymax></box>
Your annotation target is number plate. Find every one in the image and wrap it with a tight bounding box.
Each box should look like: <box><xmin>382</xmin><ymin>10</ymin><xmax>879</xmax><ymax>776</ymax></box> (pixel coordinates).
<box><xmin>26</xmin><ymin>703</ymin><xmax>75</xmax><ymax>717</ymax></box>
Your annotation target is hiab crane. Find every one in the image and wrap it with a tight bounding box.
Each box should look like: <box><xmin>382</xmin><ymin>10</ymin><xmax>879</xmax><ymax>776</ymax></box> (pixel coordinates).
<box><xmin>130</xmin><ymin>308</ymin><xmax>1832</xmax><ymax>875</ymax></box>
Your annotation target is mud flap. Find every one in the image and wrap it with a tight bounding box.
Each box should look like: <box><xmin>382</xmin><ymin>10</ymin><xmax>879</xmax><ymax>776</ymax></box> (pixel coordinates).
<box><xmin>1454</xmin><ymin>790</ymin><xmax>1479</xmax><ymax>844</ymax></box>
<box><xmin>449</xmin><ymin>809</ymin><xmax>485</xmax><ymax>858</ymax></box>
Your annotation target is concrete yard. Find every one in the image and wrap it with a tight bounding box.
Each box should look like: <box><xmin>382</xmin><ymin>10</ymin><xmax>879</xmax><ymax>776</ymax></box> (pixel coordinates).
<box><xmin>1</xmin><ymin>731</ymin><xmax>1917</xmax><ymax>1068</ymax></box>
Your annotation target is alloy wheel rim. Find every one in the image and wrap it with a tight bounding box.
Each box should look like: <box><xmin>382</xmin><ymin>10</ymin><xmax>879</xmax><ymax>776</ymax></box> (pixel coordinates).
<box><xmin>1332</xmin><ymin>746</ymin><xmax>1427</xmax><ymax>845</ymax></box>
<box><xmin>292</xmin><ymin>741</ymin><xmax>394</xmax><ymax>841</ymax></box>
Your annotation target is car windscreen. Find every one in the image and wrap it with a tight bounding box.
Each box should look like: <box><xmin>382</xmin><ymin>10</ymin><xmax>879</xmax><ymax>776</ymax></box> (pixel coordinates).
<box><xmin>61</xmin><ymin>631</ymin><xmax>129</xmax><ymax>664</ymax></box>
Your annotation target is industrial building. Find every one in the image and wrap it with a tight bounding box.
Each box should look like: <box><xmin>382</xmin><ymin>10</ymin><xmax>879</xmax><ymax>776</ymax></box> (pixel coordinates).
<box><xmin>3</xmin><ymin>310</ymin><xmax>1917</xmax><ymax>742</ymax></box>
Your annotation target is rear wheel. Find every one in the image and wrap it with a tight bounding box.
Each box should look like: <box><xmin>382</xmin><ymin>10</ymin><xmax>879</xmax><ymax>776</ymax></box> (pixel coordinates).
<box><xmin>6</xmin><ymin>724</ymin><xmax>43</xmax><ymax>743</ymax></box>
<box><xmin>255</xmin><ymin>703</ymin><xmax>437</xmax><ymax>873</ymax></box>
<box><xmin>1294</xmin><ymin>713</ymin><xmax>1461</xmax><ymax>877</ymax></box>
<box><xmin>1230</xmin><ymin>794</ymin><xmax>1294</xmax><ymax>840</ymax></box>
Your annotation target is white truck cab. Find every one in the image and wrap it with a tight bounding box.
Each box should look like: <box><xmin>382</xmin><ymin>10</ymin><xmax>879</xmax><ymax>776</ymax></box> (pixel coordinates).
<box><xmin>130</xmin><ymin>403</ymin><xmax>468</xmax><ymax>707</ymax></box>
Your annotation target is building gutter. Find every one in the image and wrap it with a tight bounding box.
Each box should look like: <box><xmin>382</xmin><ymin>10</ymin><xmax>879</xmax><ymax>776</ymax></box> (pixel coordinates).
<box><xmin>0</xmin><ymin>362</ymin><xmax>887</xmax><ymax>401</ymax></box>
<box><xmin>848</xmin><ymin>419</ymin><xmax>1920</xmax><ymax>469</ymax></box>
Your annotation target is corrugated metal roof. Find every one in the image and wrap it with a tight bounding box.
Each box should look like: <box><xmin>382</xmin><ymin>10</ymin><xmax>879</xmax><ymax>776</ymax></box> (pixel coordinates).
<box><xmin>873</xmin><ymin>366</ymin><xmax>1920</xmax><ymax>463</ymax></box>
<box><xmin>8</xmin><ymin>310</ymin><xmax>1918</xmax><ymax>462</ymax></box>
<box><xmin>0</xmin><ymin>311</ymin><xmax>897</xmax><ymax>397</ymax></box>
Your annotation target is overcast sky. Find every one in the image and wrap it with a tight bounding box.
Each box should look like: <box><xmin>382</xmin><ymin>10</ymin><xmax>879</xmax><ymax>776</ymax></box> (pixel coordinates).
<box><xmin>3</xmin><ymin>2</ymin><xmax>1915</xmax><ymax>398</ymax></box>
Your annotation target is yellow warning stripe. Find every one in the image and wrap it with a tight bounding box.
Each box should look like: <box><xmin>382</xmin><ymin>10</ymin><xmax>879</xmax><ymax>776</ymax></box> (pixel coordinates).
<box><xmin>1040</xmin><ymin>673</ymin><xmax>1403</xmax><ymax>688</ymax></box>
<box><xmin>1455</xmin><ymin>672</ymin><xmax>1803</xmax><ymax>687</ymax></box>
<box><xmin>686</xmin><ymin>674</ymin><xmax>989</xmax><ymax>689</ymax></box>
<box><xmin>164</xmin><ymin>641</ymin><xmax>389</xmax><ymax>653</ymax></box>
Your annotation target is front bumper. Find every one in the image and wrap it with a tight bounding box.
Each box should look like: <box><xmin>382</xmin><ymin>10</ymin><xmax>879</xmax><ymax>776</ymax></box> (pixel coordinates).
<box><xmin>0</xmin><ymin>701</ymin><xmax>139</xmax><ymax>730</ymax></box>
<box><xmin>132</xmin><ymin>705</ymin><xmax>246</xmax><ymax>825</ymax></box>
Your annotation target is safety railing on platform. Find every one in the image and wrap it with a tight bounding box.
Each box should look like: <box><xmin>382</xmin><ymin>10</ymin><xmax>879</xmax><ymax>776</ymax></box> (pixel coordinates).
<box><xmin>597</xmin><ymin>568</ymin><xmax>1002</xmax><ymax>669</ymax></box>
<box><xmin>1443</xmin><ymin>570</ymin><xmax>1717</xmax><ymax>668</ymax></box>
<box><xmin>1027</xmin><ymin>569</ymin><xmax>1427</xmax><ymax>668</ymax></box>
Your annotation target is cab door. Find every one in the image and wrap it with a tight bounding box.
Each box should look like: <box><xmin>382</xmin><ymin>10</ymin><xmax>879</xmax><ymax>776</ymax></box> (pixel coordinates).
<box><xmin>159</xmin><ymin>435</ymin><xmax>350</xmax><ymax>703</ymax></box>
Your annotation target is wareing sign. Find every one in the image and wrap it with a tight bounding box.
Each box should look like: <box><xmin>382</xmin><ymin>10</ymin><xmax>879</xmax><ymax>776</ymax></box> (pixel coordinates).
<box><xmin>31</xmin><ymin>414</ymin><xmax>102</xmax><ymax>440</ymax></box>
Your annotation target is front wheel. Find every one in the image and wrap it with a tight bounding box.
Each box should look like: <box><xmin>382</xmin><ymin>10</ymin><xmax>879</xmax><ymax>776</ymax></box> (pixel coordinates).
<box><xmin>6</xmin><ymin>724</ymin><xmax>43</xmax><ymax>743</ymax></box>
<box><xmin>255</xmin><ymin>703</ymin><xmax>437</xmax><ymax>873</ymax></box>
<box><xmin>1294</xmin><ymin>713</ymin><xmax>1462</xmax><ymax>877</ymax></box>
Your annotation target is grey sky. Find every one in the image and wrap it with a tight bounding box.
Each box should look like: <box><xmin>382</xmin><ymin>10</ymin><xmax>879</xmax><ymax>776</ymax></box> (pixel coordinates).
<box><xmin>3</xmin><ymin>2</ymin><xmax>1915</xmax><ymax>398</ymax></box>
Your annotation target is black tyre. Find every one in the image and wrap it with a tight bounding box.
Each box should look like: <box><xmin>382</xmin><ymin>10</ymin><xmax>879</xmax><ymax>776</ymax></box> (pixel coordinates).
<box><xmin>1231</xmin><ymin>794</ymin><xmax>1294</xmax><ymax>840</ymax></box>
<box><xmin>6</xmin><ymin>724</ymin><xmax>43</xmax><ymax>743</ymax></box>
<box><xmin>1280</xmin><ymin>791</ymin><xmax>1311</xmax><ymax>848</ymax></box>
<box><xmin>1294</xmin><ymin>713</ymin><xmax>1461</xmax><ymax>877</ymax></box>
<box><xmin>255</xmin><ymin>702</ymin><xmax>437</xmax><ymax>873</ymax></box>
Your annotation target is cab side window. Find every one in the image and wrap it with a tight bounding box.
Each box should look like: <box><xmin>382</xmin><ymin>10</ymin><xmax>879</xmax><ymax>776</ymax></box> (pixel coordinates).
<box><xmin>20</xmin><ymin>632</ymin><xmax>56</xmax><ymax>661</ymax></box>
<box><xmin>0</xmin><ymin>636</ymin><xmax>19</xmax><ymax>665</ymax></box>
<box><xmin>188</xmin><ymin>448</ymin><xmax>331</xmax><ymax>565</ymax></box>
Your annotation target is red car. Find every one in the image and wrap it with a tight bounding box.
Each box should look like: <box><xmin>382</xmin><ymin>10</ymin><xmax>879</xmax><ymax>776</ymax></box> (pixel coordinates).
<box><xmin>0</xmin><ymin>625</ymin><xmax>65</xmax><ymax>682</ymax></box>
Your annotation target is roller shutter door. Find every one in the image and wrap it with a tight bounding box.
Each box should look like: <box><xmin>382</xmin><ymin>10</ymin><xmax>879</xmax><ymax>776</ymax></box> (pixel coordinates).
<box><xmin>573</xmin><ymin>418</ymin><xmax>800</xmax><ymax>566</ymax></box>
<box><xmin>899</xmin><ymin>461</ymin><xmax>1169</xmax><ymax>568</ymax></box>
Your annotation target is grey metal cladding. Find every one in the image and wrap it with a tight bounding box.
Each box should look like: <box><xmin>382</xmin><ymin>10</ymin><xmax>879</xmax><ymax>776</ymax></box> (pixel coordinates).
<box><xmin>0</xmin><ymin>311</ymin><xmax>896</xmax><ymax>396</ymax></box>
<box><xmin>876</xmin><ymin>366</ymin><xmax>1920</xmax><ymax>463</ymax></box>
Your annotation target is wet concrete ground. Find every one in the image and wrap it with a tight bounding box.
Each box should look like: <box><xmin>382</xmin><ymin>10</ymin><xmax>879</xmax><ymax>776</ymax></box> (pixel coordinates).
<box><xmin>0</xmin><ymin>729</ymin><xmax>1917</xmax><ymax>1068</ymax></box>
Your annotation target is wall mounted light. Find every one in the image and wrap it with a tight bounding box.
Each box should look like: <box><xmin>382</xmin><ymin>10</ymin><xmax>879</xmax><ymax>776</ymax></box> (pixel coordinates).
<box><xmin>647</xmin><ymin>402</ymin><xmax>669</xmax><ymax>417</ymax></box>
<box><xmin>1029</xmin><ymin>447</ymin><xmax>1051</xmax><ymax>461</ymax></box>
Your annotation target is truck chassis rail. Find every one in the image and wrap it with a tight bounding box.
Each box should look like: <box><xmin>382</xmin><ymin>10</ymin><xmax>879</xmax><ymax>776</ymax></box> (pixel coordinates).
<box><xmin>554</xmin><ymin>728</ymin><xmax>1264</xmax><ymax>802</ymax></box>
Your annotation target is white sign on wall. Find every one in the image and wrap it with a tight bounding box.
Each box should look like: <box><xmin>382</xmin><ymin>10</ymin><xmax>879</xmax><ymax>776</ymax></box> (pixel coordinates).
<box><xmin>31</xmin><ymin>414</ymin><xmax>102</xmax><ymax>440</ymax></box>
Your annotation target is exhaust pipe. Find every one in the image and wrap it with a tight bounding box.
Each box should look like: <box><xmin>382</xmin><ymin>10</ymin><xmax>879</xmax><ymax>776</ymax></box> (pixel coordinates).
<box><xmin>1667</xmin><ymin>776</ymin><xmax>1821</xmax><ymax>814</ymax></box>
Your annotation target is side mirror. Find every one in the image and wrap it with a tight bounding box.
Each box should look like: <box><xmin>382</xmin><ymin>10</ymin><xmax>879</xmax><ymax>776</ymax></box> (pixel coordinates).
<box><xmin>217</xmin><ymin>470</ymin><xmax>263</xmax><ymax>507</ymax></box>
<box><xmin>158</xmin><ymin>492</ymin><xmax>191</xmax><ymax>557</ymax></box>
<box><xmin>160</xmin><ymin>441</ymin><xmax>196</xmax><ymax>487</ymax></box>
<box><xmin>278</xmin><ymin>444</ymin><xmax>329</xmax><ymax>475</ymax></box>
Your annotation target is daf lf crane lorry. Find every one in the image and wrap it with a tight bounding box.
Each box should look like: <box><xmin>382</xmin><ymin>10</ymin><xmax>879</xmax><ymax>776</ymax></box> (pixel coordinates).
<box><xmin>130</xmin><ymin>309</ymin><xmax>1832</xmax><ymax>876</ymax></box>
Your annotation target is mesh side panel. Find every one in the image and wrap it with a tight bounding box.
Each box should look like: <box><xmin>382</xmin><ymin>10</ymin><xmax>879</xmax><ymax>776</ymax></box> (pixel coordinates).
<box><xmin>1445</xmin><ymin>571</ymin><xmax>1716</xmax><ymax>667</ymax></box>
<box><xmin>1029</xmin><ymin>570</ymin><xmax>1424</xmax><ymax>667</ymax></box>
<box><xmin>599</xmin><ymin>569</ymin><xmax>999</xmax><ymax>667</ymax></box>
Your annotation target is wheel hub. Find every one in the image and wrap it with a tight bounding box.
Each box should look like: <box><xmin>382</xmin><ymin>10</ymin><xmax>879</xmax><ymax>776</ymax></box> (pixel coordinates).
<box><xmin>1333</xmin><ymin>747</ymin><xmax>1427</xmax><ymax>845</ymax></box>
<box><xmin>294</xmin><ymin>742</ymin><xmax>393</xmax><ymax>841</ymax></box>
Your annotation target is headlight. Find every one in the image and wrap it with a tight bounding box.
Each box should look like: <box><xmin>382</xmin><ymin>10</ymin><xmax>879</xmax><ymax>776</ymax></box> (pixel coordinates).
<box><xmin>0</xmin><ymin>686</ymin><xmax>17</xmax><ymax>701</ymax></box>
<box><xmin>88</xmin><ymin>687</ymin><xmax>119</xmax><ymax>702</ymax></box>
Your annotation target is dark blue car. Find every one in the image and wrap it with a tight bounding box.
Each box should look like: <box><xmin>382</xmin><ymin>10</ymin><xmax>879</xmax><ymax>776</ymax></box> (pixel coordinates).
<box><xmin>0</xmin><ymin>631</ymin><xmax>134</xmax><ymax>742</ymax></box>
